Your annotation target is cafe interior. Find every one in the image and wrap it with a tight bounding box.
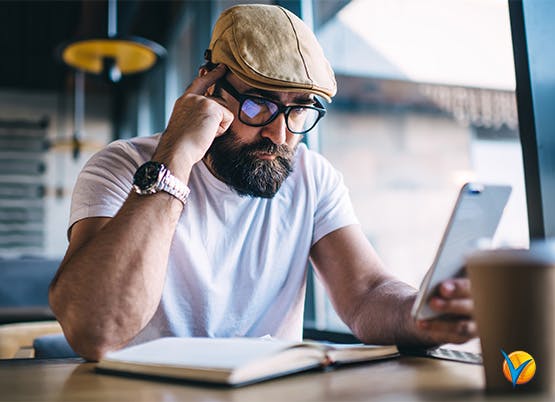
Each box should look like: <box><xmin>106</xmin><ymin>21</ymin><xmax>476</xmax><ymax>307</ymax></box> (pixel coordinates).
<box><xmin>0</xmin><ymin>0</ymin><xmax>554</xmax><ymax>400</ymax></box>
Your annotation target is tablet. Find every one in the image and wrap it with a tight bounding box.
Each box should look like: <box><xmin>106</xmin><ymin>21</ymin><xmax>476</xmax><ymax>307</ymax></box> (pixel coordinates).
<box><xmin>411</xmin><ymin>183</ymin><xmax>512</xmax><ymax>320</ymax></box>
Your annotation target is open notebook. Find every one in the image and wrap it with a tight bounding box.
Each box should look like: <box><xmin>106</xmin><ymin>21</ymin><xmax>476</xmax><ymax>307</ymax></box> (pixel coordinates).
<box><xmin>96</xmin><ymin>337</ymin><xmax>399</xmax><ymax>387</ymax></box>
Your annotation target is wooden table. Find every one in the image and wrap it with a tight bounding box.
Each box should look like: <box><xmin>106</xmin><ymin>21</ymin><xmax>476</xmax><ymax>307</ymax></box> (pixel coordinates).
<box><xmin>0</xmin><ymin>356</ymin><xmax>547</xmax><ymax>401</ymax></box>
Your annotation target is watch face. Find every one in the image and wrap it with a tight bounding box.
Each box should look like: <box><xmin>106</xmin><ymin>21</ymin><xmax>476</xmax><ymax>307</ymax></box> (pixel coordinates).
<box><xmin>133</xmin><ymin>161</ymin><xmax>162</xmax><ymax>191</ymax></box>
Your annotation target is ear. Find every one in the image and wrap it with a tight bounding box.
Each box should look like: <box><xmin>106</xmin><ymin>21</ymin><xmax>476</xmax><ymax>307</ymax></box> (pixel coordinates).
<box><xmin>197</xmin><ymin>67</ymin><xmax>217</xmax><ymax>96</ymax></box>
<box><xmin>196</xmin><ymin>67</ymin><xmax>216</xmax><ymax>96</ymax></box>
<box><xmin>198</xmin><ymin>66</ymin><xmax>209</xmax><ymax>77</ymax></box>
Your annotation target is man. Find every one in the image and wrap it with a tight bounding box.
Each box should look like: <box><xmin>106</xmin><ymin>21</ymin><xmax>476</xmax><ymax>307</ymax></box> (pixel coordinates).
<box><xmin>49</xmin><ymin>4</ymin><xmax>476</xmax><ymax>361</ymax></box>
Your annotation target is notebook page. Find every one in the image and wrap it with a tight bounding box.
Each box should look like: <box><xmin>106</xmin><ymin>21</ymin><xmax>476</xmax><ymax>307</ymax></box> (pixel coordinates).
<box><xmin>103</xmin><ymin>337</ymin><xmax>298</xmax><ymax>370</ymax></box>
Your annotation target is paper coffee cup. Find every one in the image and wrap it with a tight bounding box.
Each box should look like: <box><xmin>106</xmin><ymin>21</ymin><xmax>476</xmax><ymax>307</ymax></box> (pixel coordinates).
<box><xmin>467</xmin><ymin>241</ymin><xmax>555</xmax><ymax>394</ymax></box>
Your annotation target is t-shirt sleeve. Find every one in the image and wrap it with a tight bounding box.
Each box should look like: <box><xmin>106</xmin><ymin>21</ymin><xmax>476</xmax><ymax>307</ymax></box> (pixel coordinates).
<box><xmin>311</xmin><ymin>152</ymin><xmax>359</xmax><ymax>246</ymax></box>
<box><xmin>68</xmin><ymin>141</ymin><xmax>144</xmax><ymax>236</ymax></box>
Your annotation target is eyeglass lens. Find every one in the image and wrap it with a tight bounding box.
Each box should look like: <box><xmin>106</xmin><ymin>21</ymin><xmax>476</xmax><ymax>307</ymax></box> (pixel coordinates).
<box><xmin>240</xmin><ymin>98</ymin><xmax>320</xmax><ymax>133</ymax></box>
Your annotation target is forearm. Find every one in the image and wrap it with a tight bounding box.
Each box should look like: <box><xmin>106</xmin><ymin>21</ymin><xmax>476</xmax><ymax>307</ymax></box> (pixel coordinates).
<box><xmin>50</xmin><ymin>66</ymin><xmax>233</xmax><ymax>361</ymax></box>
<box><xmin>348</xmin><ymin>278</ymin><xmax>432</xmax><ymax>347</ymax></box>
<box><xmin>311</xmin><ymin>226</ymin><xmax>474</xmax><ymax>348</ymax></box>
<box><xmin>311</xmin><ymin>226</ymin><xmax>425</xmax><ymax>346</ymax></box>
<box><xmin>49</xmin><ymin>192</ymin><xmax>182</xmax><ymax>360</ymax></box>
<box><xmin>349</xmin><ymin>274</ymin><xmax>479</xmax><ymax>348</ymax></box>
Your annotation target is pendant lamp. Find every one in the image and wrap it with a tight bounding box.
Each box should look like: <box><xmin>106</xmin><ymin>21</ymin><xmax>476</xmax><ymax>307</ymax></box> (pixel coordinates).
<box><xmin>55</xmin><ymin>0</ymin><xmax>166</xmax><ymax>159</ymax></box>
<box><xmin>57</xmin><ymin>0</ymin><xmax>166</xmax><ymax>82</ymax></box>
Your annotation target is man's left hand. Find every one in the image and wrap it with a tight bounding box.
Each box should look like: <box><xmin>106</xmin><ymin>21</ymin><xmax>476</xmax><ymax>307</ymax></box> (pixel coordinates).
<box><xmin>415</xmin><ymin>278</ymin><xmax>477</xmax><ymax>344</ymax></box>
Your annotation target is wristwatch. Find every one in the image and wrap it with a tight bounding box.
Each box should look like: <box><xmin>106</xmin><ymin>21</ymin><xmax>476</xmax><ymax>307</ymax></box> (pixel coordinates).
<box><xmin>132</xmin><ymin>161</ymin><xmax>190</xmax><ymax>205</ymax></box>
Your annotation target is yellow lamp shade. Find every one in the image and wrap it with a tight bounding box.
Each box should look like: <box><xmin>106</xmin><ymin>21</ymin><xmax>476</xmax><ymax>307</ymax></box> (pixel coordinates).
<box><xmin>60</xmin><ymin>37</ymin><xmax>165</xmax><ymax>75</ymax></box>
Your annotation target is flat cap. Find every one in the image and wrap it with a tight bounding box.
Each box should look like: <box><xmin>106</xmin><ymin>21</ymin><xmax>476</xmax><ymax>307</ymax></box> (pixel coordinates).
<box><xmin>206</xmin><ymin>4</ymin><xmax>336</xmax><ymax>102</ymax></box>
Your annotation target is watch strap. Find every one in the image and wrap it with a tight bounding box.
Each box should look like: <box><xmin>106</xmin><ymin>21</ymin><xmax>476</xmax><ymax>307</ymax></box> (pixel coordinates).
<box><xmin>159</xmin><ymin>167</ymin><xmax>190</xmax><ymax>205</ymax></box>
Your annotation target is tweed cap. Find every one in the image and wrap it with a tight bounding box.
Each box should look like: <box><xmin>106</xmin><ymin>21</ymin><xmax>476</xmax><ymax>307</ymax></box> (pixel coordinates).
<box><xmin>206</xmin><ymin>4</ymin><xmax>336</xmax><ymax>102</ymax></box>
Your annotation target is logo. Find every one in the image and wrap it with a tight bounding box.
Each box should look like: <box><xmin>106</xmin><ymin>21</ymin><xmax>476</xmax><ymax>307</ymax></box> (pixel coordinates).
<box><xmin>501</xmin><ymin>349</ymin><xmax>536</xmax><ymax>387</ymax></box>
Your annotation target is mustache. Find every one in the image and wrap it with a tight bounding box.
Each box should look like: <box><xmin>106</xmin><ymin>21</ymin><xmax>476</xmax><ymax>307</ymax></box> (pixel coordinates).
<box><xmin>241</xmin><ymin>138</ymin><xmax>292</xmax><ymax>158</ymax></box>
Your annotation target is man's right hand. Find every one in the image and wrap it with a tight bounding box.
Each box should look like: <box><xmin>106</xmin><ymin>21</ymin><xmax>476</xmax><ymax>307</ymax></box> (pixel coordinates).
<box><xmin>152</xmin><ymin>63</ymin><xmax>234</xmax><ymax>182</ymax></box>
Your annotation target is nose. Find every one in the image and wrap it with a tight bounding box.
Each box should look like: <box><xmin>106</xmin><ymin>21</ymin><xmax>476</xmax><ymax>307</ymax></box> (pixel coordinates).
<box><xmin>260</xmin><ymin>113</ymin><xmax>287</xmax><ymax>145</ymax></box>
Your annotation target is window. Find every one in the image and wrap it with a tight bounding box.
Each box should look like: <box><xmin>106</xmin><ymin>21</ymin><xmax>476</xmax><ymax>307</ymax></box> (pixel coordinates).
<box><xmin>310</xmin><ymin>0</ymin><xmax>527</xmax><ymax>333</ymax></box>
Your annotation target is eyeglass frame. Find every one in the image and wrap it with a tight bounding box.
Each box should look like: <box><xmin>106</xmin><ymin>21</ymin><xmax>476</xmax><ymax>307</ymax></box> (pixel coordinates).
<box><xmin>216</xmin><ymin>78</ymin><xmax>326</xmax><ymax>134</ymax></box>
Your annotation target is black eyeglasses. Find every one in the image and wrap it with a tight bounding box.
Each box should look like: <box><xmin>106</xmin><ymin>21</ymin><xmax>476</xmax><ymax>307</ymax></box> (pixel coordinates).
<box><xmin>218</xmin><ymin>79</ymin><xmax>326</xmax><ymax>134</ymax></box>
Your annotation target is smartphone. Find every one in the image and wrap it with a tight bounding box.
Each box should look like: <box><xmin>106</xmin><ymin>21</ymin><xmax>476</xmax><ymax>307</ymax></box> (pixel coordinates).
<box><xmin>411</xmin><ymin>183</ymin><xmax>512</xmax><ymax>320</ymax></box>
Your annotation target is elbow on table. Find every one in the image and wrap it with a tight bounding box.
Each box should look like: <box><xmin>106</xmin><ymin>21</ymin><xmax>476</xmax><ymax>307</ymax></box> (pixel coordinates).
<box><xmin>350</xmin><ymin>326</ymin><xmax>375</xmax><ymax>345</ymax></box>
<box><xmin>64</xmin><ymin>325</ymin><xmax>122</xmax><ymax>361</ymax></box>
<box><xmin>48</xmin><ymin>293</ymin><xmax>123</xmax><ymax>361</ymax></box>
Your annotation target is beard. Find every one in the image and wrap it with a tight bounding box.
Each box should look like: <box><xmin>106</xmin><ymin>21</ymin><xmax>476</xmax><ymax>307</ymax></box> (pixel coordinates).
<box><xmin>205</xmin><ymin>129</ymin><xmax>296</xmax><ymax>198</ymax></box>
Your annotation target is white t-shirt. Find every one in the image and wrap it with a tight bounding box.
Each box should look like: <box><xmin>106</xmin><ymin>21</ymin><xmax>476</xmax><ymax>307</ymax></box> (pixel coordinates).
<box><xmin>70</xmin><ymin>133</ymin><xmax>358</xmax><ymax>344</ymax></box>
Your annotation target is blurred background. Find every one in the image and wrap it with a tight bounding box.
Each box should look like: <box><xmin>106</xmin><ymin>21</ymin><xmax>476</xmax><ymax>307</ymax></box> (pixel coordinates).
<box><xmin>0</xmin><ymin>0</ymin><xmax>527</xmax><ymax>343</ymax></box>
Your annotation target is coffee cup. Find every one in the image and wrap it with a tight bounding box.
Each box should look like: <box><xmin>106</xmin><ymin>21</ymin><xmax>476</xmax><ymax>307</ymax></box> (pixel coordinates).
<box><xmin>467</xmin><ymin>241</ymin><xmax>555</xmax><ymax>394</ymax></box>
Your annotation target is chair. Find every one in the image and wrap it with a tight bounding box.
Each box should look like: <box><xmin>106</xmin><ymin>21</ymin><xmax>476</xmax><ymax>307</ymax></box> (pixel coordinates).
<box><xmin>0</xmin><ymin>258</ymin><xmax>60</xmax><ymax>324</ymax></box>
<box><xmin>0</xmin><ymin>258</ymin><xmax>78</xmax><ymax>358</ymax></box>
<box><xmin>33</xmin><ymin>333</ymin><xmax>78</xmax><ymax>358</ymax></box>
<box><xmin>0</xmin><ymin>321</ymin><xmax>63</xmax><ymax>358</ymax></box>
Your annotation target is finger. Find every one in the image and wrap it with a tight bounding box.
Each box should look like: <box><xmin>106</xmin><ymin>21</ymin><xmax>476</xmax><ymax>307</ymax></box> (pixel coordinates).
<box><xmin>429</xmin><ymin>297</ymin><xmax>474</xmax><ymax>316</ymax></box>
<box><xmin>215</xmin><ymin>105</ymin><xmax>234</xmax><ymax>137</ymax></box>
<box><xmin>186</xmin><ymin>64</ymin><xmax>227</xmax><ymax>96</ymax></box>
<box><xmin>438</xmin><ymin>278</ymin><xmax>471</xmax><ymax>299</ymax></box>
<box><xmin>417</xmin><ymin>319</ymin><xmax>477</xmax><ymax>344</ymax></box>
